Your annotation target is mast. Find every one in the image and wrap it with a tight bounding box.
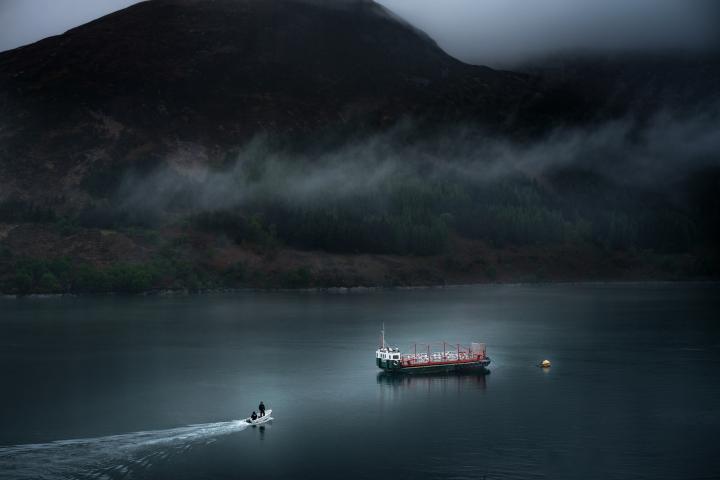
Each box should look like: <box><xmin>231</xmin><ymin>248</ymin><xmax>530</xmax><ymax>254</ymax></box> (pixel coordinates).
<box><xmin>381</xmin><ymin>322</ymin><xmax>385</xmax><ymax>349</ymax></box>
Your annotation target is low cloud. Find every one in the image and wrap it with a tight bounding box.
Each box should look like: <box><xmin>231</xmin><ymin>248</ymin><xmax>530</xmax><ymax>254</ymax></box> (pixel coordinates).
<box><xmin>378</xmin><ymin>0</ymin><xmax>720</xmax><ymax>66</ymax></box>
<box><xmin>115</xmin><ymin>105</ymin><xmax>720</xmax><ymax>218</ymax></box>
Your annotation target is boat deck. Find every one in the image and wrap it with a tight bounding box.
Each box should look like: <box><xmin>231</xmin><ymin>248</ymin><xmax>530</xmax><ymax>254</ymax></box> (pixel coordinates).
<box><xmin>399</xmin><ymin>352</ymin><xmax>487</xmax><ymax>368</ymax></box>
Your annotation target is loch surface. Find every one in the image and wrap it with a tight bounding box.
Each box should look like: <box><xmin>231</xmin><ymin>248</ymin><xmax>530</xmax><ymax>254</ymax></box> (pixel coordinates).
<box><xmin>1</xmin><ymin>283</ymin><xmax>719</xmax><ymax>479</ymax></box>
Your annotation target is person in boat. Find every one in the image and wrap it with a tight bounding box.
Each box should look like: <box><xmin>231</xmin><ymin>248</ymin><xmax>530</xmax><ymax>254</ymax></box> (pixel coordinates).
<box><xmin>259</xmin><ymin>401</ymin><xmax>266</xmax><ymax>417</ymax></box>
<box><xmin>250</xmin><ymin>411</ymin><xmax>258</xmax><ymax>421</ymax></box>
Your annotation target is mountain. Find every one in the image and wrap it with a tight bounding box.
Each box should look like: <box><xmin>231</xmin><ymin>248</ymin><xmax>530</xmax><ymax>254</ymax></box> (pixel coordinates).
<box><xmin>0</xmin><ymin>0</ymin><xmax>538</xmax><ymax>205</ymax></box>
<box><xmin>0</xmin><ymin>0</ymin><xmax>718</xmax><ymax>294</ymax></box>
<box><xmin>517</xmin><ymin>51</ymin><xmax>720</xmax><ymax>124</ymax></box>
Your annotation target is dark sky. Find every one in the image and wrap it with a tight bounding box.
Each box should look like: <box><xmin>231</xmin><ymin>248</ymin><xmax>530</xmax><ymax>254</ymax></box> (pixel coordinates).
<box><xmin>1</xmin><ymin>0</ymin><xmax>718</xmax><ymax>65</ymax></box>
<box><xmin>380</xmin><ymin>0</ymin><xmax>720</xmax><ymax>65</ymax></box>
<box><xmin>0</xmin><ymin>0</ymin><xmax>141</xmax><ymax>52</ymax></box>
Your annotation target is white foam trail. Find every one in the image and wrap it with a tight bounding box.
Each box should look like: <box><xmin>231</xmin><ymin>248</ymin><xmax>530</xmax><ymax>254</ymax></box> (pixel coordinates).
<box><xmin>0</xmin><ymin>419</ymin><xmax>251</xmax><ymax>480</ymax></box>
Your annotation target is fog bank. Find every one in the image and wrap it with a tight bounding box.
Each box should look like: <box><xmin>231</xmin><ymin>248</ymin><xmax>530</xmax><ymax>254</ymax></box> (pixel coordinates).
<box><xmin>379</xmin><ymin>0</ymin><xmax>720</xmax><ymax>66</ymax></box>
<box><xmin>115</xmin><ymin>106</ymin><xmax>720</xmax><ymax>215</ymax></box>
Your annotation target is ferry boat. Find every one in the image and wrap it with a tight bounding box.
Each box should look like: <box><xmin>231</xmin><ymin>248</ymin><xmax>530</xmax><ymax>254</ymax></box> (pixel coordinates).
<box><xmin>375</xmin><ymin>326</ymin><xmax>491</xmax><ymax>373</ymax></box>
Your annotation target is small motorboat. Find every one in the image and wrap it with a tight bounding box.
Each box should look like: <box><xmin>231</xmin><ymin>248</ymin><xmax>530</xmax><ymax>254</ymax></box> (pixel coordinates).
<box><xmin>244</xmin><ymin>409</ymin><xmax>273</xmax><ymax>426</ymax></box>
<box><xmin>539</xmin><ymin>359</ymin><xmax>551</xmax><ymax>368</ymax></box>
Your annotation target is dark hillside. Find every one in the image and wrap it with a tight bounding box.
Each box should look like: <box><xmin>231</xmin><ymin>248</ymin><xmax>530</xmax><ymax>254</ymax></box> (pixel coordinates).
<box><xmin>518</xmin><ymin>51</ymin><xmax>720</xmax><ymax>124</ymax></box>
<box><xmin>0</xmin><ymin>0</ymin><xmax>718</xmax><ymax>293</ymax></box>
<box><xmin>0</xmin><ymin>0</ymin><xmax>536</xmax><ymax>204</ymax></box>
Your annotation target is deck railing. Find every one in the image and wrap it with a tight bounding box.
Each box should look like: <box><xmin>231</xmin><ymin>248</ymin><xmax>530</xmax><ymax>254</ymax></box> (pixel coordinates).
<box><xmin>400</xmin><ymin>344</ymin><xmax>486</xmax><ymax>367</ymax></box>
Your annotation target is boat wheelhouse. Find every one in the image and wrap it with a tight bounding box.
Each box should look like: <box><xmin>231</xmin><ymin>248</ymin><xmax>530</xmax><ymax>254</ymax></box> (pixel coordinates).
<box><xmin>375</xmin><ymin>326</ymin><xmax>491</xmax><ymax>373</ymax></box>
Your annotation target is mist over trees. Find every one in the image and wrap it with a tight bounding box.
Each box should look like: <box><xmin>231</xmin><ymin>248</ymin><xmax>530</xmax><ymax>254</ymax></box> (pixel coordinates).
<box><xmin>87</xmin><ymin>113</ymin><xmax>720</xmax><ymax>257</ymax></box>
<box><xmin>3</xmin><ymin>113</ymin><xmax>716</xmax><ymax>269</ymax></box>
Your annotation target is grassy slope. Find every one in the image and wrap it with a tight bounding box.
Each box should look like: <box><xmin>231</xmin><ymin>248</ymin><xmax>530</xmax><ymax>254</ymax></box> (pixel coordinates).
<box><xmin>0</xmin><ymin>222</ymin><xmax>714</xmax><ymax>295</ymax></box>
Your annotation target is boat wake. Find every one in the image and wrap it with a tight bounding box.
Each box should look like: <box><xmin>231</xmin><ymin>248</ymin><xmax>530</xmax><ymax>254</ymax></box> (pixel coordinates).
<box><xmin>0</xmin><ymin>419</ymin><xmax>251</xmax><ymax>480</ymax></box>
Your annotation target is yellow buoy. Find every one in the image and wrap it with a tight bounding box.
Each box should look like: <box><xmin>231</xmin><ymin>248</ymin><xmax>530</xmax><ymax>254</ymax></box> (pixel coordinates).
<box><xmin>540</xmin><ymin>359</ymin><xmax>551</xmax><ymax>368</ymax></box>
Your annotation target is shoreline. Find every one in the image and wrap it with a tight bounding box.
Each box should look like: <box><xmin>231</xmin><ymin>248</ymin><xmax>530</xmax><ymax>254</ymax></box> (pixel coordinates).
<box><xmin>4</xmin><ymin>278</ymin><xmax>719</xmax><ymax>299</ymax></box>
<box><xmin>4</xmin><ymin>224</ymin><xmax>717</xmax><ymax>299</ymax></box>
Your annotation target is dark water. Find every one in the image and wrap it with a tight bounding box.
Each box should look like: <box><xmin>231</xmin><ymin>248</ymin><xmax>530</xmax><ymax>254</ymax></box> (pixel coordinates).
<box><xmin>1</xmin><ymin>283</ymin><xmax>719</xmax><ymax>480</ymax></box>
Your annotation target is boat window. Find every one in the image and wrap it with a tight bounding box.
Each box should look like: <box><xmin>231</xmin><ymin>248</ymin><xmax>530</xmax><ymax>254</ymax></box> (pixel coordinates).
<box><xmin>393</xmin><ymin>355</ymin><xmax>399</xmax><ymax>359</ymax></box>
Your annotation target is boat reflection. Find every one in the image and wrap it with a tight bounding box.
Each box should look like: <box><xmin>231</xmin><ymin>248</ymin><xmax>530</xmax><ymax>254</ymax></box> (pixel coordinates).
<box><xmin>376</xmin><ymin>369</ymin><xmax>489</xmax><ymax>390</ymax></box>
